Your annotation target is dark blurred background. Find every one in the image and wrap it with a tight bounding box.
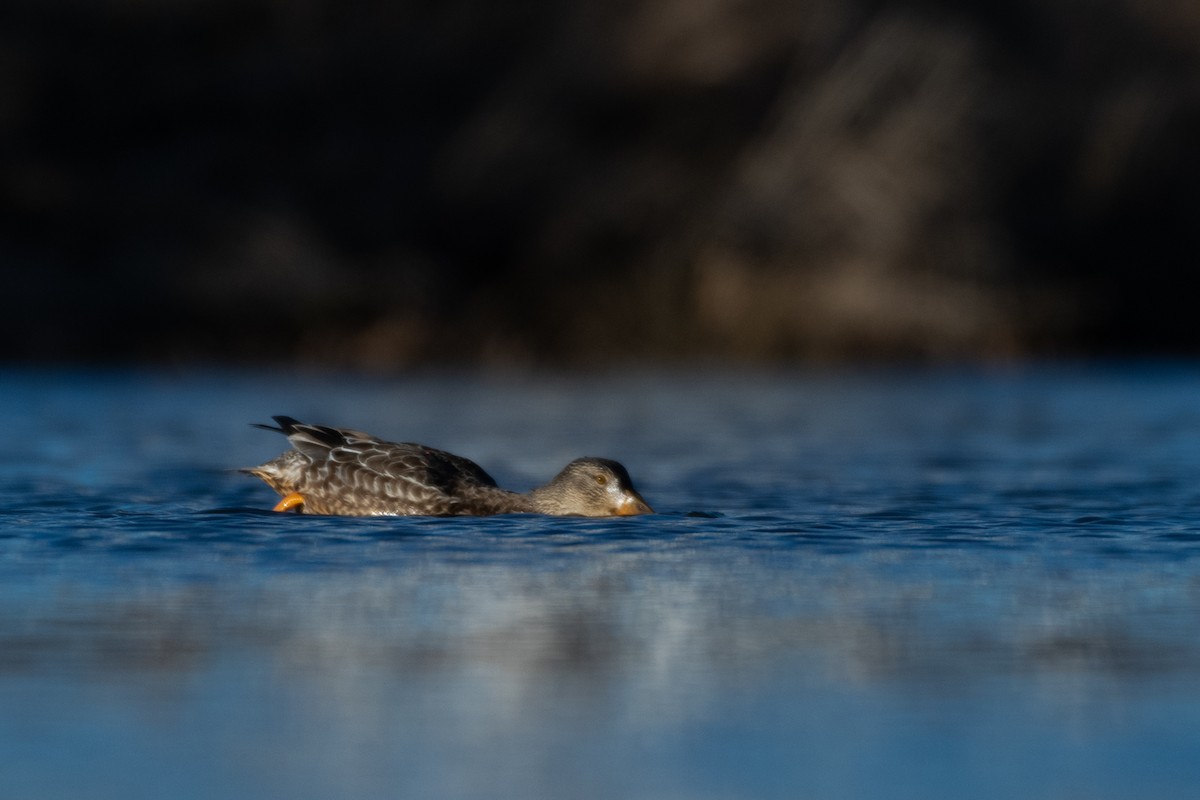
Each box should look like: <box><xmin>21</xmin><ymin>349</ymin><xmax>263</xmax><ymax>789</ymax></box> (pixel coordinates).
<box><xmin>4</xmin><ymin>0</ymin><xmax>1199</xmax><ymax>367</ymax></box>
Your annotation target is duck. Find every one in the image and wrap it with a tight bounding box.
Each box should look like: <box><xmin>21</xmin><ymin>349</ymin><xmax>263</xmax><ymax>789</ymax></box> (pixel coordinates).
<box><xmin>242</xmin><ymin>416</ymin><xmax>654</xmax><ymax>517</ymax></box>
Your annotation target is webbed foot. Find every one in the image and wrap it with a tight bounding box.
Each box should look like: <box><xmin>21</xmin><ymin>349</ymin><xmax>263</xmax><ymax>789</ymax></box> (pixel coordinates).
<box><xmin>272</xmin><ymin>492</ymin><xmax>305</xmax><ymax>513</ymax></box>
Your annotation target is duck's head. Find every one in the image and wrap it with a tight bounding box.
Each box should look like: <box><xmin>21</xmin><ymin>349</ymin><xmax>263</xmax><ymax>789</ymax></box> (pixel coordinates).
<box><xmin>532</xmin><ymin>457</ymin><xmax>654</xmax><ymax>517</ymax></box>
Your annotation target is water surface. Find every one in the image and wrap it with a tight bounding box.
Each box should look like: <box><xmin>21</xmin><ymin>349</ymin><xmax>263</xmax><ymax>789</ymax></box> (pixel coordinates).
<box><xmin>3</xmin><ymin>365</ymin><xmax>1200</xmax><ymax>799</ymax></box>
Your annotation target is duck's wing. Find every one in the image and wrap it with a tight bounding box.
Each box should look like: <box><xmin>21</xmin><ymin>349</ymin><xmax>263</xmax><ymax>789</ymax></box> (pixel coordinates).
<box><xmin>337</xmin><ymin>439</ymin><xmax>499</xmax><ymax>491</ymax></box>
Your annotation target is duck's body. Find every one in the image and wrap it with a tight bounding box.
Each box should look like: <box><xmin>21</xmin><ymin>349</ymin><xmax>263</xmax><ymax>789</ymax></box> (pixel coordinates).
<box><xmin>243</xmin><ymin>416</ymin><xmax>653</xmax><ymax>517</ymax></box>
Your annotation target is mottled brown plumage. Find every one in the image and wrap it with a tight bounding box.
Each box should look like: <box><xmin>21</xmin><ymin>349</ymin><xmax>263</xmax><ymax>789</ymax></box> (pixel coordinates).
<box><xmin>242</xmin><ymin>416</ymin><xmax>654</xmax><ymax>517</ymax></box>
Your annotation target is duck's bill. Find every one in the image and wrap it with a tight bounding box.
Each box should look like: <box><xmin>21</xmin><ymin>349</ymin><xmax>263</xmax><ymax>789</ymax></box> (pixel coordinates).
<box><xmin>614</xmin><ymin>491</ymin><xmax>654</xmax><ymax>516</ymax></box>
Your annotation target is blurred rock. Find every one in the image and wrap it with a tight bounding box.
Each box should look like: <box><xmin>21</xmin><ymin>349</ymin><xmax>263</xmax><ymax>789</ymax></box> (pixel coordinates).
<box><xmin>2</xmin><ymin>0</ymin><xmax>1198</xmax><ymax>364</ymax></box>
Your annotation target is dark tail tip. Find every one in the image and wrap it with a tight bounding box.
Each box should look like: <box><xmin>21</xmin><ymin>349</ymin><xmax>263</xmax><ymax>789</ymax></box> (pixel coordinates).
<box><xmin>251</xmin><ymin>415</ymin><xmax>303</xmax><ymax>435</ymax></box>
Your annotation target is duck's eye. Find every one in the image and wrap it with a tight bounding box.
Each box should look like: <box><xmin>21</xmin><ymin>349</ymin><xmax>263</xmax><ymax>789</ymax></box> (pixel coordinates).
<box><xmin>595</xmin><ymin>474</ymin><xmax>608</xmax><ymax>487</ymax></box>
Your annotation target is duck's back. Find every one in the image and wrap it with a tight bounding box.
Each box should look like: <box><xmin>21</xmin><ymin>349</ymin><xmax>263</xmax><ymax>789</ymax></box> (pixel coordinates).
<box><xmin>248</xmin><ymin>418</ymin><xmax>530</xmax><ymax>516</ymax></box>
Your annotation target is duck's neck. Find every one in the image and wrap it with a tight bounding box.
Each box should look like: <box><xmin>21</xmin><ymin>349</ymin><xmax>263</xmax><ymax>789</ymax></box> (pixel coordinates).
<box><xmin>454</xmin><ymin>484</ymin><xmax>538</xmax><ymax>515</ymax></box>
<box><xmin>526</xmin><ymin>483</ymin><xmax>579</xmax><ymax>515</ymax></box>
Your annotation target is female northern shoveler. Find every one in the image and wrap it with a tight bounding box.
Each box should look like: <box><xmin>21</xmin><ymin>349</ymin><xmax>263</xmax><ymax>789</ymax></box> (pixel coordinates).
<box><xmin>242</xmin><ymin>416</ymin><xmax>654</xmax><ymax>517</ymax></box>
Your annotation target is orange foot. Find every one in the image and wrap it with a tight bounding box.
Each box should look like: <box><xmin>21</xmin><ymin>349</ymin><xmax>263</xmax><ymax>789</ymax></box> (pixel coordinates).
<box><xmin>272</xmin><ymin>492</ymin><xmax>305</xmax><ymax>513</ymax></box>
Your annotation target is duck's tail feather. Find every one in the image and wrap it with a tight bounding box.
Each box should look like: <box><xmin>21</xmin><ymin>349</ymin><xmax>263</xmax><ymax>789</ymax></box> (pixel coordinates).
<box><xmin>252</xmin><ymin>415</ymin><xmax>356</xmax><ymax>458</ymax></box>
<box><xmin>251</xmin><ymin>415</ymin><xmax>303</xmax><ymax>435</ymax></box>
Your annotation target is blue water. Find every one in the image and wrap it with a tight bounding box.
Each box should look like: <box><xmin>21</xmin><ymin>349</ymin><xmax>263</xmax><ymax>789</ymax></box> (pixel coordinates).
<box><xmin>3</xmin><ymin>365</ymin><xmax>1200</xmax><ymax>799</ymax></box>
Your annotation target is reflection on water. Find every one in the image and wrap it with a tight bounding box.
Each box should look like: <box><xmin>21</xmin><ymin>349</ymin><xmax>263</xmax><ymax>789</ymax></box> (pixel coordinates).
<box><xmin>8</xmin><ymin>551</ymin><xmax>1200</xmax><ymax>683</ymax></box>
<box><xmin>8</xmin><ymin>551</ymin><xmax>1200</xmax><ymax>799</ymax></box>
<box><xmin>3</xmin><ymin>366</ymin><xmax>1200</xmax><ymax>798</ymax></box>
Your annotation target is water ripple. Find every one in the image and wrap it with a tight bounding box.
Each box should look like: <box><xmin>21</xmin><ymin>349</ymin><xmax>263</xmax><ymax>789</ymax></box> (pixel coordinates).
<box><xmin>6</xmin><ymin>367</ymin><xmax>1200</xmax><ymax>799</ymax></box>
